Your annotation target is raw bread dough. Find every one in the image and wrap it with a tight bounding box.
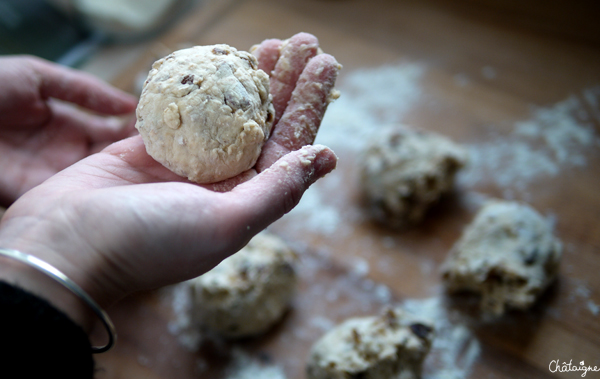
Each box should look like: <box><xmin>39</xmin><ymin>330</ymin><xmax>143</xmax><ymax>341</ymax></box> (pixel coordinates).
<box><xmin>360</xmin><ymin>128</ymin><xmax>468</xmax><ymax>228</ymax></box>
<box><xmin>441</xmin><ymin>200</ymin><xmax>562</xmax><ymax>316</ymax></box>
<box><xmin>306</xmin><ymin>308</ymin><xmax>434</xmax><ymax>379</ymax></box>
<box><xmin>188</xmin><ymin>232</ymin><xmax>297</xmax><ymax>338</ymax></box>
<box><xmin>135</xmin><ymin>44</ymin><xmax>274</xmax><ymax>183</ymax></box>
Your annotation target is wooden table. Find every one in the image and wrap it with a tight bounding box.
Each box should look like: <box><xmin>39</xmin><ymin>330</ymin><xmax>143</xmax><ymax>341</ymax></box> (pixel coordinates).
<box><xmin>82</xmin><ymin>0</ymin><xmax>600</xmax><ymax>377</ymax></box>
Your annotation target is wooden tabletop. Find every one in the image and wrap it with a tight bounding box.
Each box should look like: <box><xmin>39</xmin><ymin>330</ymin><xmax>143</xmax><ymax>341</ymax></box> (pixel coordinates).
<box><xmin>77</xmin><ymin>0</ymin><xmax>600</xmax><ymax>377</ymax></box>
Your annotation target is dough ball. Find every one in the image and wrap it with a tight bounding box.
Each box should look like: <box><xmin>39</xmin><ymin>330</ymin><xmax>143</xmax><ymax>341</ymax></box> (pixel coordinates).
<box><xmin>307</xmin><ymin>308</ymin><xmax>434</xmax><ymax>379</ymax></box>
<box><xmin>135</xmin><ymin>44</ymin><xmax>275</xmax><ymax>183</ymax></box>
<box><xmin>188</xmin><ymin>232</ymin><xmax>298</xmax><ymax>338</ymax></box>
<box><xmin>360</xmin><ymin>127</ymin><xmax>468</xmax><ymax>228</ymax></box>
<box><xmin>441</xmin><ymin>200</ymin><xmax>562</xmax><ymax>316</ymax></box>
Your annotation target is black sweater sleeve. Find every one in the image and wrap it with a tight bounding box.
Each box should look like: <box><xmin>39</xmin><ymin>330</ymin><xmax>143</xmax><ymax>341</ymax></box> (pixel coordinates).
<box><xmin>0</xmin><ymin>281</ymin><xmax>94</xmax><ymax>378</ymax></box>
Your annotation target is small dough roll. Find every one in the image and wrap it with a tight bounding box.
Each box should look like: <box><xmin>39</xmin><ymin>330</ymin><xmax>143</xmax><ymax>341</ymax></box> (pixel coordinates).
<box><xmin>360</xmin><ymin>127</ymin><xmax>468</xmax><ymax>228</ymax></box>
<box><xmin>442</xmin><ymin>200</ymin><xmax>562</xmax><ymax>315</ymax></box>
<box><xmin>188</xmin><ymin>232</ymin><xmax>298</xmax><ymax>338</ymax></box>
<box><xmin>307</xmin><ymin>308</ymin><xmax>434</xmax><ymax>379</ymax></box>
<box><xmin>135</xmin><ymin>44</ymin><xmax>275</xmax><ymax>183</ymax></box>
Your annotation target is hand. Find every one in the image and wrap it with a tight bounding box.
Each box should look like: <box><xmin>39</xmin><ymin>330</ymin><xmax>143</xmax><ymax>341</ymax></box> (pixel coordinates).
<box><xmin>0</xmin><ymin>56</ymin><xmax>138</xmax><ymax>207</ymax></box>
<box><xmin>0</xmin><ymin>33</ymin><xmax>340</xmax><ymax>332</ymax></box>
<box><xmin>215</xmin><ymin>32</ymin><xmax>341</xmax><ymax>189</ymax></box>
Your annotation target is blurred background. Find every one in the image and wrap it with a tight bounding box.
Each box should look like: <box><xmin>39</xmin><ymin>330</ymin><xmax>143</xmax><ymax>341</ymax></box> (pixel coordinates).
<box><xmin>1</xmin><ymin>0</ymin><xmax>599</xmax><ymax>378</ymax></box>
<box><xmin>0</xmin><ymin>0</ymin><xmax>199</xmax><ymax>66</ymax></box>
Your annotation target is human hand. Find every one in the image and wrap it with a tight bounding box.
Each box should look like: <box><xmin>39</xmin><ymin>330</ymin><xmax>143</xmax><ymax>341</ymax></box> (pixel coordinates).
<box><xmin>0</xmin><ymin>33</ymin><xmax>339</xmax><ymax>332</ymax></box>
<box><xmin>212</xmin><ymin>32</ymin><xmax>341</xmax><ymax>190</ymax></box>
<box><xmin>0</xmin><ymin>56</ymin><xmax>138</xmax><ymax>207</ymax></box>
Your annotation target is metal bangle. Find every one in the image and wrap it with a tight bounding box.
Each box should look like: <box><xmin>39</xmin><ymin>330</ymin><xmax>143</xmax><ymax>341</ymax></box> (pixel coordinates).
<box><xmin>0</xmin><ymin>248</ymin><xmax>116</xmax><ymax>353</ymax></box>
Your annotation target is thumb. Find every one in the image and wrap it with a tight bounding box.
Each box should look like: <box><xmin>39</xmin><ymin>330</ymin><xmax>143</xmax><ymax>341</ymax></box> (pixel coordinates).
<box><xmin>224</xmin><ymin>144</ymin><xmax>337</xmax><ymax>233</ymax></box>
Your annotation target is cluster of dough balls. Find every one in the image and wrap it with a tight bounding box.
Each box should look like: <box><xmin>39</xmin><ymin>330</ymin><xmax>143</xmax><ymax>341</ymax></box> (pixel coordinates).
<box><xmin>360</xmin><ymin>127</ymin><xmax>468</xmax><ymax>228</ymax></box>
<box><xmin>135</xmin><ymin>44</ymin><xmax>274</xmax><ymax>184</ymax></box>
<box><xmin>188</xmin><ymin>232</ymin><xmax>298</xmax><ymax>338</ymax></box>
<box><xmin>442</xmin><ymin>199</ymin><xmax>562</xmax><ymax>316</ymax></box>
<box><xmin>306</xmin><ymin>308</ymin><xmax>434</xmax><ymax>379</ymax></box>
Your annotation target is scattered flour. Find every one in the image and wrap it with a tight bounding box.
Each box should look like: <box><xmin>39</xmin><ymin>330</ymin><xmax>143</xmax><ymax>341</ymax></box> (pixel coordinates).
<box><xmin>283</xmin><ymin>182</ymin><xmax>343</xmax><ymax>236</ymax></box>
<box><xmin>587</xmin><ymin>301</ymin><xmax>600</xmax><ymax>316</ymax></box>
<box><xmin>350</xmin><ymin>257</ymin><xmax>370</xmax><ymax>278</ymax></box>
<box><xmin>167</xmin><ymin>283</ymin><xmax>202</xmax><ymax>351</ymax></box>
<box><xmin>309</xmin><ymin>316</ymin><xmax>336</xmax><ymax>332</ymax></box>
<box><xmin>568</xmin><ymin>279</ymin><xmax>600</xmax><ymax>317</ymax></box>
<box><xmin>315</xmin><ymin>62</ymin><xmax>425</xmax><ymax>152</ymax></box>
<box><xmin>283</xmin><ymin>62</ymin><xmax>425</xmax><ymax>237</ymax></box>
<box><xmin>223</xmin><ymin>348</ymin><xmax>287</xmax><ymax>379</ymax></box>
<box><xmin>459</xmin><ymin>91</ymin><xmax>600</xmax><ymax>195</ymax></box>
<box><xmin>403</xmin><ymin>297</ymin><xmax>481</xmax><ymax>379</ymax></box>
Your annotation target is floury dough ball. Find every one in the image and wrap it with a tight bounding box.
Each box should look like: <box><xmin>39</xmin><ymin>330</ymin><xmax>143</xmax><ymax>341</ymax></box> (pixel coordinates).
<box><xmin>360</xmin><ymin>127</ymin><xmax>468</xmax><ymax>228</ymax></box>
<box><xmin>441</xmin><ymin>200</ymin><xmax>562</xmax><ymax>316</ymax></box>
<box><xmin>135</xmin><ymin>44</ymin><xmax>275</xmax><ymax>183</ymax></box>
<box><xmin>188</xmin><ymin>232</ymin><xmax>298</xmax><ymax>338</ymax></box>
<box><xmin>306</xmin><ymin>308</ymin><xmax>434</xmax><ymax>379</ymax></box>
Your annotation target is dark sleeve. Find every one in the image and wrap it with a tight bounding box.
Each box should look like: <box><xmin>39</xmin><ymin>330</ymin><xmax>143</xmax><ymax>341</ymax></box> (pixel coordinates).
<box><xmin>0</xmin><ymin>281</ymin><xmax>94</xmax><ymax>378</ymax></box>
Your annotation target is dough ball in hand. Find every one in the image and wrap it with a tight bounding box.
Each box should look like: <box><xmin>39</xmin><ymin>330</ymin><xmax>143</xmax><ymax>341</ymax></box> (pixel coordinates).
<box><xmin>135</xmin><ymin>44</ymin><xmax>275</xmax><ymax>184</ymax></box>
<box><xmin>441</xmin><ymin>200</ymin><xmax>562</xmax><ymax>316</ymax></box>
<box><xmin>188</xmin><ymin>232</ymin><xmax>298</xmax><ymax>338</ymax></box>
<box><xmin>306</xmin><ymin>308</ymin><xmax>434</xmax><ymax>379</ymax></box>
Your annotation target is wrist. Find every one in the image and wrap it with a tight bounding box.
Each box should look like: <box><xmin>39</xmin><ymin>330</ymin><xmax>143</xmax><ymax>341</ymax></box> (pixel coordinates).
<box><xmin>0</xmin><ymin>250</ymin><xmax>97</xmax><ymax>333</ymax></box>
<box><xmin>0</xmin><ymin>204</ymin><xmax>121</xmax><ymax>336</ymax></box>
<box><xmin>0</xmin><ymin>198</ymin><xmax>127</xmax><ymax>307</ymax></box>
<box><xmin>0</xmin><ymin>247</ymin><xmax>117</xmax><ymax>353</ymax></box>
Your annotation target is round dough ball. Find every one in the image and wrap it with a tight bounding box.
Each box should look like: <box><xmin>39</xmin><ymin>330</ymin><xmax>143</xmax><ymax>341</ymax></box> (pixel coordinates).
<box><xmin>135</xmin><ymin>44</ymin><xmax>275</xmax><ymax>183</ymax></box>
<box><xmin>360</xmin><ymin>127</ymin><xmax>468</xmax><ymax>228</ymax></box>
<box><xmin>307</xmin><ymin>308</ymin><xmax>434</xmax><ymax>379</ymax></box>
<box><xmin>188</xmin><ymin>232</ymin><xmax>298</xmax><ymax>338</ymax></box>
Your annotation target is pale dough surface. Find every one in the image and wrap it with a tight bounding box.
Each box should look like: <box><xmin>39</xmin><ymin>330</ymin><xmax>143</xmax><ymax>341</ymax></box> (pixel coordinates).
<box><xmin>136</xmin><ymin>44</ymin><xmax>274</xmax><ymax>183</ymax></box>
<box><xmin>360</xmin><ymin>127</ymin><xmax>468</xmax><ymax>228</ymax></box>
<box><xmin>188</xmin><ymin>232</ymin><xmax>297</xmax><ymax>338</ymax></box>
<box><xmin>442</xmin><ymin>200</ymin><xmax>562</xmax><ymax>316</ymax></box>
<box><xmin>307</xmin><ymin>308</ymin><xmax>434</xmax><ymax>379</ymax></box>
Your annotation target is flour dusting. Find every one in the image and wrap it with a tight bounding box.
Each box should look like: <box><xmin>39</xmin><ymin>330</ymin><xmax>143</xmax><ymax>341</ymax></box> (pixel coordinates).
<box><xmin>223</xmin><ymin>348</ymin><xmax>287</xmax><ymax>379</ymax></box>
<box><xmin>282</xmin><ymin>62</ymin><xmax>425</xmax><ymax>237</ymax></box>
<box><xmin>403</xmin><ymin>297</ymin><xmax>481</xmax><ymax>379</ymax></box>
<box><xmin>459</xmin><ymin>91</ymin><xmax>600</xmax><ymax>194</ymax></box>
<box><xmin>315</xmin><ymin>62</ymin><xmax>425</xmax><ymax>152</ymax></box>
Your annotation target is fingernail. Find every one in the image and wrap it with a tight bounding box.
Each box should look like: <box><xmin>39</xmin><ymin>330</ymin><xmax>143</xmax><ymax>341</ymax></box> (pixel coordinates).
<box><xmin>309</xmin><ymin>144</ymin><xmax>338</xmax><ymax>179</ymax></box>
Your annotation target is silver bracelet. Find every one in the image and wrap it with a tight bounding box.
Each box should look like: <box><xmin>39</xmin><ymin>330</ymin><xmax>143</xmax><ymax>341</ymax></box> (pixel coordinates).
<box><xmin>0</xmin><ymin>248</ymin><xmax>116</xmax><ymax>353</ymax></box>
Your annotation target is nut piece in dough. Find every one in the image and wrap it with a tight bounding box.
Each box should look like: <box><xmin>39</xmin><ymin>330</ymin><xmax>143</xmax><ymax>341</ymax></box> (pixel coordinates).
<box><xmin>135</xmin><ymin>44</ymin><xmax>275</xmax><ymax>183</ymax></box>
<box><xmin>306</xmin><ymin>308</ymin><xmax>434</xmax><ymax>379</ymax></box>
<box><xmin>360</xmin><ymin>127</ymin><xmax>468</xmax><ymax>228</ymax></box>
<box><xmin>441</xmin><ymin>200</ymin><xmax>562</xmax><ymax>316</ymax></box>
<box><xmin>188</xmin><ymin>232</ymin><xmax>297</xmax><ymax>338</ymax></box>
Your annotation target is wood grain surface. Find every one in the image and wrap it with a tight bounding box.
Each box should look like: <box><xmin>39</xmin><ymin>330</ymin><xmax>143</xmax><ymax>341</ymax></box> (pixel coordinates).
<box><xmin>7</xmin><ymin>0</ymin><xmax>600</xmax><ymax>378</ymax></box>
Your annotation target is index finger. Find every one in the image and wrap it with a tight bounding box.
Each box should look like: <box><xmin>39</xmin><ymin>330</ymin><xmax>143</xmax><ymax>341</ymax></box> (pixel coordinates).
<box><xmin>31</xmin><ymin>57</ymin><xmax>138</xmax><ymax>115</ymax></box>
